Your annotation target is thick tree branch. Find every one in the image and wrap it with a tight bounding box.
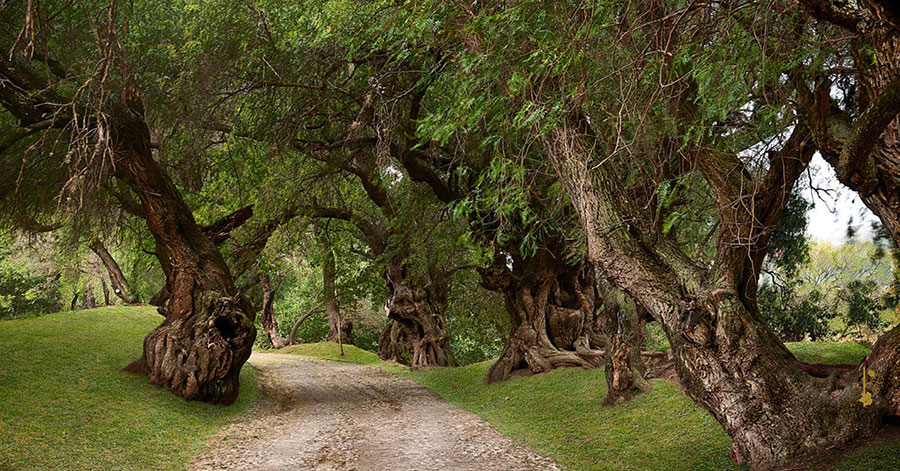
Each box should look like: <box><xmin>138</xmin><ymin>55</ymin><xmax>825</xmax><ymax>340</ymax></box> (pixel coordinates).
<box><xmin>201</xmin><ymin>205</ymin><xmax>254</xmax><ymax>246</ymax></box>
<box><xmin>837</xmin><ymin>74</ymin><xmax>900</xmax><ymax>195</ymax></box>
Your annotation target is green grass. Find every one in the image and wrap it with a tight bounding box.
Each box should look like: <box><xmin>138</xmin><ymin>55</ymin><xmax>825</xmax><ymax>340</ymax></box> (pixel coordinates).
<box><xmin>786</xmin><ymin>341</ymin><xmax>870</xmax><ymax>365</ymax></box>
<box><xmin>278</xmin><ymin>342</ymin><xmax>406</xmax><ymax>373</ymax></box>
<box><xmin>285</xmin><ymin>341</ymin><xmax>899</xmax><ymax>471</ymax></box>
<box><xmin>0</xmin><ymin>306</ymin><xmax>257</xmax><ymax>471</ymax></box>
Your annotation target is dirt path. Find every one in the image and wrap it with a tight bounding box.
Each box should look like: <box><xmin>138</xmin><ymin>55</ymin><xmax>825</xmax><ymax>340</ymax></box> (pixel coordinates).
<box><xmin>189</xmin><ymin>352</ymin><xmax>561</xmax><ymax>471</ymax></box>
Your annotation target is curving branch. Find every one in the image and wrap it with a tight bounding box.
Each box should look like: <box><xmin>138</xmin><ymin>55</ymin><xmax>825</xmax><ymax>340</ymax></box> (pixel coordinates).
<box><xmin>836</xmin><ymin>74</ymin><xmax>900</xmax><ymax>196</ymax></box>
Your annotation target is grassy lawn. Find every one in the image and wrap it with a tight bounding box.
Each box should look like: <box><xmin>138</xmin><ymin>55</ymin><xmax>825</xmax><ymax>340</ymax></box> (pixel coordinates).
<box><xmin>786</xmin><ymin>340</ymin><xmax>870</xmax><ymax>365</ymax></box>
<box><xmin>0</xmin><ymin>306</ymin><xmax>257</xmax><ymax>471</ymax></box>
<box><xmin>285</xmin><ymin>341</ymin><xmax>899</xmax><ymax>471</ymax></box>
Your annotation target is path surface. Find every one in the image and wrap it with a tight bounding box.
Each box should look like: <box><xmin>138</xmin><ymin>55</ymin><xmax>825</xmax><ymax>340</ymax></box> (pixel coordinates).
<box><xmin>189</xmin><ymin>352</ymin><xmax>561</xmax><ymax>471</ymax></box>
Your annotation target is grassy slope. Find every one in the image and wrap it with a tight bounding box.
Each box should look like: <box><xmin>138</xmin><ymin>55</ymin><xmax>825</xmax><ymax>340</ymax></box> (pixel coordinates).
<box><xmin>0</xmin><ymin>306</ymin><xmax>256</xmax><ymax>471</ymax></box>
<box><xmin>284</xmin><ymin>341</ymin><xmax>899</xmax><ymax>471</ymax></box>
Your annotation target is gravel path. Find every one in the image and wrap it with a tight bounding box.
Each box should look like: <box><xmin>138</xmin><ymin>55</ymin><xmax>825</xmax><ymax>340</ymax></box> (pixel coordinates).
<box><xmin>189</xmin><ymin>352</ymin><xmax>561</xmax><ymax>471</ymax></box>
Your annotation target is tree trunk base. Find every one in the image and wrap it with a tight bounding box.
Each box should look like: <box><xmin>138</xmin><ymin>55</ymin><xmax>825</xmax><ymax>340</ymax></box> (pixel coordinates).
<box><xmin>135</xmin><ymin>291</ymin><xmax>255</xmax><ymax>405</ymax></box>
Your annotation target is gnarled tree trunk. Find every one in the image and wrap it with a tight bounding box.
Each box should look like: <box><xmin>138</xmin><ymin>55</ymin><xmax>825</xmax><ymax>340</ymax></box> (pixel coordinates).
<box><xmin>546</xmin><ymin>118</ymin><xmax>895</xmax><ymax>469</ymax></box>
<box><xmin>382</xmin><ymin>263</ymin><xmax>455</xmax><ymax>368</ymax></box>
<box><xmin>82</xmin><ymin>283</ymin><xmax>97</xmax><ymax>309</ymax></box>
<box><xmin>598</xmin><ymin>286</ymin><xmax>652</xmax><ymax>405</ymax></box>
<box><xmin>259</xmin><ymin>273</ymin><xmax>286</xmax><ymax>349</ymax></box>
<box><xmin>112</xmin><ymin>105</ymin><xmax>255</xmax><ymax>405</ymax></box>
<box><xmin>478</xmin><ymin>251</ymin><xmax>606</xmax><ymax>384</ymax></box>
<box><xmin>798</xmin><ymin>2</ymin><xmax>900</xmax><ymax>244</ymax></box>
<box><xmin>377</xmin><ymin>320</ymin><xmax>407</xmax><ymax>362</ymax></box>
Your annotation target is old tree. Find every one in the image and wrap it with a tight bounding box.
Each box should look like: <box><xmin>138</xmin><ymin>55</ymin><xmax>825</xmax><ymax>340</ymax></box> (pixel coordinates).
<box><xmin>1</xmin><ymin>0</ymin><xmax>899</xmax><ymax>469</ymax></box>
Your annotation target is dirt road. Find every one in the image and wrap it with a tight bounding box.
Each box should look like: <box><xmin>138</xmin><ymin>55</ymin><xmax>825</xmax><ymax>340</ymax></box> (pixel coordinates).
<box><xmin>189</xmin><ymin>352</ymin><xmax>561</xmax><ymax>471</ymax></box>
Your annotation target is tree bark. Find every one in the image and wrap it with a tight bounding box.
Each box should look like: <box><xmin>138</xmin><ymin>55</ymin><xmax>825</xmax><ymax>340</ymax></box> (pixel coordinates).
<box><xmin>0</xmin><ymin>22</ymin><xmax>254</xmax><ymax>404</ymax></box>
<box><xmin>382</xmin><ymin>263</ymin><xmax>456</xmax><ymax>368</ymax></box>
<box><xmin>377</xmin><ymin>320</ymin><xmax>407</xmax><ymax>362</ymax></box>
<box><xmin>478</xmin><ymin>251</ymin><xmax>606</xmax><ymax>384</ymax></box>
<box><xmin>89</xmin><ymin>239</ymin><xmax>137</xmax><ymax>304</ymax></box>
<box><xmin>149</xmin><ymin>206</ymin><xmax>254</xmax><ymax>309</ymax></box>
<box><xmin>111</xmin><ymin>104</ymin><xmax>255</xmax><ymax>405</ymax></box>
<box><xmin>259</xmin><ymin>273</ymin><xmax>286</xmax><ymax>349</ymax></box>
<box><xmin>598</xmin><ymin>286</ymin><xmax>652</xmax><ymax>405</ymax></box>
<box><xmin>545</xmin><ymin>119</ymin><xmax>891</xmax><ymax>469</ymax></box>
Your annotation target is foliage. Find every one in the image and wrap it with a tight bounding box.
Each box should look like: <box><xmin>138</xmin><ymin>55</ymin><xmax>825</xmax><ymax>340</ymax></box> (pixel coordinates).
<box><xmin>759</xmin><ymin>283</ymin><xmax>835</xmax><ymax>341</ymax></box>
<box><xmin>761</xmin><ymin>238</ymin><xmax>894</xmax><ymax>340</ymax></box>
<box><xmin>0</xmin><ymin>235</ymin><xmax>62</xmax><ymax>319</ymax></box>
<box><xmin>766</xmin><ymin>188</ymin><xmax>813</xmax><ymax>279</ymax></box>
<box><xmin>840</xmin><ymin>280</ymin><xmax>887</xmax><ymax>334</ymax></box>
<box><xmin>0</xmin><ymin>306</ymin><xmax>256</xmax><ymax>470</ymax></box>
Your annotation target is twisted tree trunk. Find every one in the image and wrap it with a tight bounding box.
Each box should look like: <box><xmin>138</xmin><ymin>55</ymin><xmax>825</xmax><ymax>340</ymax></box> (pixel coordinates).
<box><xmin>546</xmin><ymin>119</ymin><xmax>896</xmax><ymax>469</ymax></box>
<box><xmin>377</xmin><ymin>320</ymin><xmax>407</xmax><ymax>362</ymax></box>
<box><xmin>82</xmin><ymin>283</ymin><xmax>97</xmax><ymax>309</ymax></box>
<box><xmin>798</xmin><ymin>1</ymin><xmax>900</xmax><ymax>244</ymax></box>
<box><xmin>382</xmin><ymin>263</ymin><xmax>455</xmax><ymax>368</ymax></box>
<box><xmin>112</xmin><ymin>105</ymin><xmax>255</xmax><ymax>405</ymax></box>
<box><xmin>478</xmin><ymin>251</ymin><xmax>606</xmax><ymax>384</ymax></box>
<box><xmin>598</xmin><ymin>287</ymin><xmax>651</xmax><ymax>405</ymax></box>
<box><xmin>0</xmin><ymin>15</ymin><xmax>255</xmax><ymax>405</ymax></box>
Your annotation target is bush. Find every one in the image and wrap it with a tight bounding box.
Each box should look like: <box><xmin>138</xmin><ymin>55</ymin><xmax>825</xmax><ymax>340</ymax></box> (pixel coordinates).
<box><xmin>759</xmin><ymin>283</ymin><xmax>835</xmax><ymax>341</ymax></box>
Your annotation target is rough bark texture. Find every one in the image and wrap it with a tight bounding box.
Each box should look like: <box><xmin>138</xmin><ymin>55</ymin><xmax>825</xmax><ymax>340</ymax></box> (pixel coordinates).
<box><xmin>598</xmin><ymin>288</ymin><xmax>652</xmax><ymax>405</ymax></box>
<box><xmin>89</xmin><ymin>239</ymin><xmax>137</xmax><ymax>304</ymax></box>
<box><xmin>110</xmin><ymin>104</ymin><xmax>255</xmax><ymax>405</ymax></box>
<box><xmin>545</xmin><ymin>120</ymin><xmax>891</xmax><ymax>469</ymax></box>
<box><xmin>259</xmin><ymin>273</ymin><xmax>286</xmax><ymax>349</ymax></box>
<box><xmin>0</xmin><ymin>16</ymin><xmax>254</xmax><ymax>404</ymax></box>
<box><xmin>866</xmin><ymin>323</ymin><xmax>900</xmax><ymax>419</ymax></box>
<box><xmin>149</xmin><ymin>206</ymin><xmax>254</xmax><ymax>309</ymax></box>
<box><xmin>377</xmin><ymin>320</ymin><xmax>408</xmax><ymax>362</ymax></box>
<box><xmin>382</xmin><ymin>263</ymin><xmax>456</xmax><ymax>368</ymax></box>
<box><xmin>478</xmin><ymin>251</ymin><xmax>606</xmax><ymax>384</ymax></box>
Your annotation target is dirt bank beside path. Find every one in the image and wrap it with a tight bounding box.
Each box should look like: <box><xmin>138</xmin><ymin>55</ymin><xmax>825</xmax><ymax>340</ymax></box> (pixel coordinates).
<box><xmin>189</xmin><ymin>352</ymin><xmax>561</xmax><ymax>471</ymax></box>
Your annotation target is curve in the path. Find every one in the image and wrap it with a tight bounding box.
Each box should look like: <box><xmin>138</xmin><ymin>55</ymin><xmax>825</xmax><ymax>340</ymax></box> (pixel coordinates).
<box><xmin>189</xmin><ymin>352</ymin><xmax>561</xmax><ymax>471</ymax></box>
